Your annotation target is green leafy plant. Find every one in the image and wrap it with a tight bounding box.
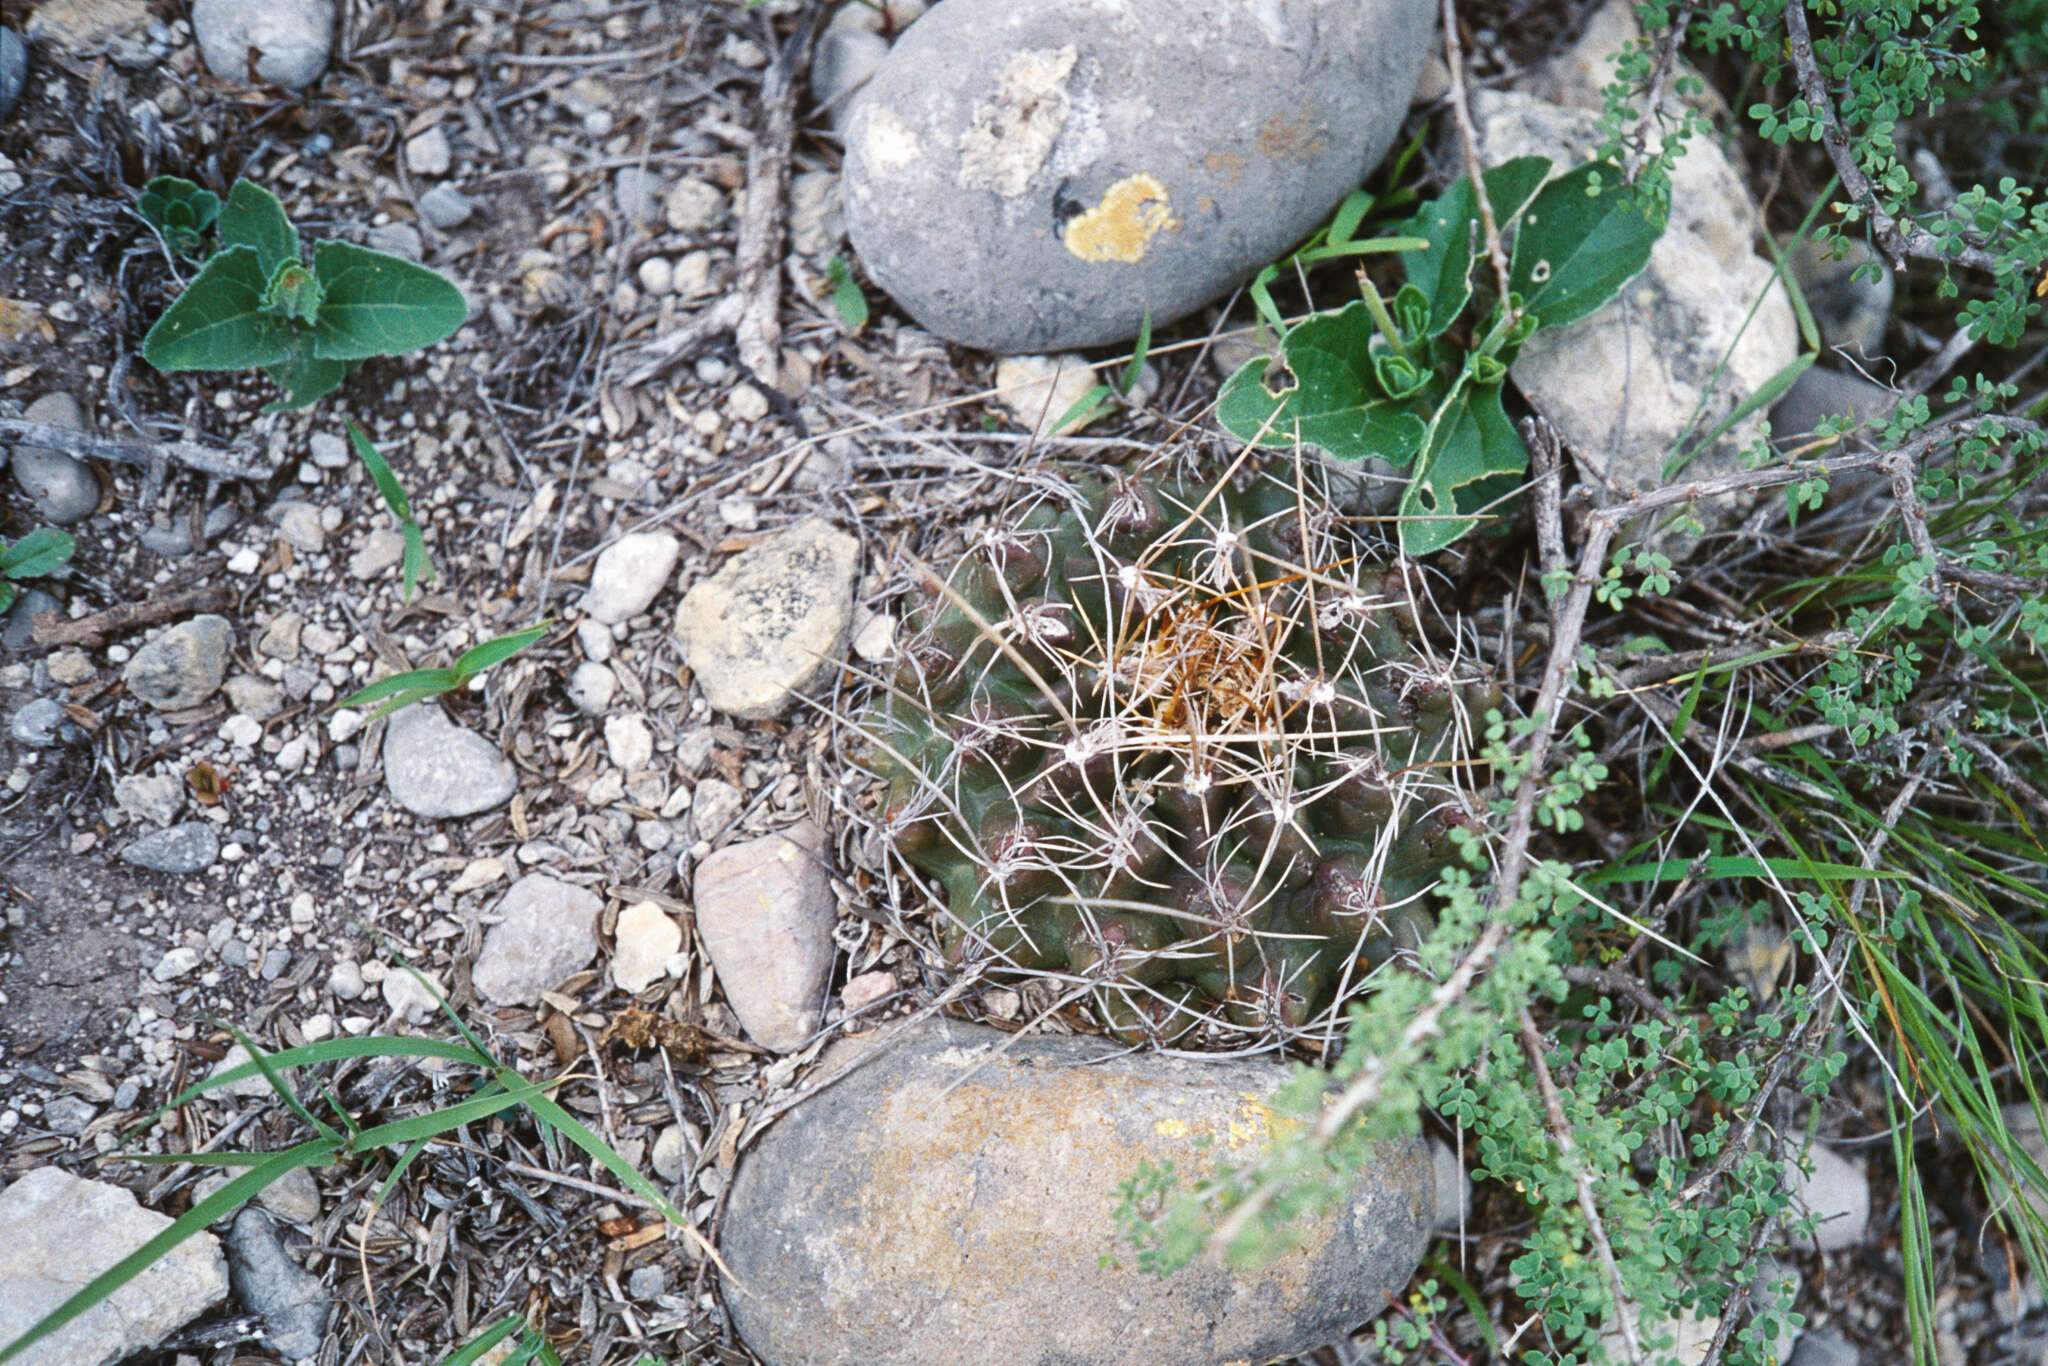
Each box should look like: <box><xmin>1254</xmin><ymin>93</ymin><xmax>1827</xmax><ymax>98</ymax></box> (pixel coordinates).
<box><xmin>860</xmin><ymin>464</ymin><xmax>1500</xmax><ymax>1040</ymax></box>
<box><xmin>347</xmin><ymin>420</ymin><xmax>435</xmax><ymax>602</ymax></box>
<box><xmin>338</xmin><ymin>621</ymin><xmax>550</xmax><ymax>719</ymax></box>
<box><xmin>0</xmin><ymin>969</ymin><xmax>692</xmax><ymax>1366</ymax></box>
<box><xmin>0</xmin><ymin>528</ymin><xmax>74</xmax><ymax>613</ymax></box>
<box><xmin>141</xmin><ymin>179</ymin><xmax>467</xmax><ymax>411</ymax></box>
<box><xmin>136</xmin><ymin>175</ymin><xmax>221</xmax><ymax>263</ymax></box>
<box><xmin>1218</xmin><ymin>157</ymin><xmax>1665</xmax><ymax>556</ymax></box>
<box><xmin>825</xmin><ymin>254</ymin><xmax>868</xmax><ymax>331</ymax></box>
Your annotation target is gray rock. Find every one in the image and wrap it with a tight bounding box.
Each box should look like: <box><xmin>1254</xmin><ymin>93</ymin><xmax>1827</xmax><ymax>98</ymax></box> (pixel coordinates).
<box><xmin>1783</xmin><ymin>1141</ymin><xmax>1869</xmax><ymax>1252</ymax></box>
<box><xmin>254</xmin><ymin>1166</ymin><xmax>320</xmax><ymax>1226</ymax></box>
<box><xmin>721</xmin><ymin>1019</ymin><xmax>1433</xmax><ymax>1366</ymax></box>
<box><xmin>582</xmin><ymin>532</ymin><xmax>680</xmax><ymax>625</ymax></box>
<box><xmin>810</xmin><ymin>22</ymin><xmax>889</xmax><ymax>132</ymax></box>
<box><xmin>787</xmin><ymin>169</ymin><xmax>845</xmax><ymax>258</ymax></box>
<box><xmin>690</xmin><ymin>776</ymin><xmax>744</xmax><ymax>842</ymax></box>
<box><xmin>3</xmin><ymin>587</ymin><xmax>61</xmax><ymax>652</ymax></box>
<box><xmin>10</xmin><ymin>392</ymin><xmax>99</xmax><ymax>524</ymax></box>
<box><xmin>380</xmin><ymin>704</ymin><xmax>516</xmax><ymax>819</ymax></box>
<box><xmin>675</xmin><ymin>518</ymin><xmax>859</xmax><ymax>721</ymax></box>
<box><xmin>10</xmin><ymin>697</ymin><xmax>64</xmax><ymax>748</ymax></box>
<box><xmin>115</xmin><ymin>771</ymin><xmax>185</xmax><ymax>826</ymax></box>
<box><xmin>123</xmin><ymin>614</ymin><xmax>233</xmax><ymax>711</ymax></box>
<box><xmin>416</xmin><ymin>183</ymin><xmax>476</xmax><ymax>230</ymax></box>
<box><xmin>404</xmin><ymin>125</ymin><xmax>453</xmax><ymax>177</ymax></box>
<box><xmin>1429</xmin><ymin>1138</ymin><xmax>1472</xmax><ymax>1230</ymax></box>
<box><xmin>191</xmin><ymin>0</ymin><xmax>334</xmax><ymax>88</ymax></box>
<box><xmin>1772</xmin><ymin>366</ymin><xmax>1897</xmax><ymax>447</ymax></box>
<box><xmin>307</xmin><ymin>431</ymin><xmax>350</xmax><ymax>468</ymax></box>
<box><xmin>567</xmin><ymin>661</ymin><xmax>617</xmax><ymax>716</ymax></box>
<box><xmin>42</xmin><ymin>1096</ymin><xmax>96</xmax><ymax>1135</ymax></box>
<box><xmin>693</xmin><ymin>822</ymin><xmax>837</xmax><ymax>1052</ymax></box>
<box><xmin>841</xmin><ymin>0</ymin><xmax>1436</xmax><ymax>351</ymax></box>
<box><xmin>0</xmin><ymin>28</ymin><xmax>26</xmax><ymax>122</ymax></box>
<box><xmin>121</xmin><ymin>822</ymin><xmax>220</xmax><ymax>874</ymax></box>
<box><xmin>1988</xmin><ymin>1102</ymin><xmax>2048</xmax><ymax>1232</ymax></box>
<box><xmin>349</xmin><ymin>527</ymin><xmax>405</xmax><ymax>579</ymax></box>
<box><xmin>381</xmin><ymin>966</ymin><xmax>447</xmax><ymax>1024</ymax></box>
<box><xmin>1479</xmin><ymin>89</ymin><xmax>1798</xmax><ymax>549</ymax></box>
<box><xmin>1787</xmin><ymin>235</ymin><xmax>1893</xmax><ymax>360</ymax></box>
<box><xmin>470</xmin><ymin>874</ymin><xmax>602</xmax><ymax>1006</ymax></box>
<box><xmin>0</xmin><ymin>1166</ymin><xmax>229</xmax><ymax>1366</ymax></box>
<box><xmin>363</xmin><ymin>223</ymin><xmax>423</xmax><ymax>262</ymax></box>
<box><xmin>611</xmin><ymin>899</ymin><xmax>682</xmax><ymax>994</ymax></box>
<box><xmin>326</xmin><ymin>959</ymin><xmax>364</xmax><ymax>1000</ymax></box>
<box><xmin>651</xmin><ymin>1124</ymin><xmax>693</xmax><ymax>1182</ymax></box>
<box><xmin>626</xmin><ymin>1265</ymin><xmax>665</xmax><ymax>1299</ymax></box>
<box><xmin>614</xmin><ymin>167</ymin><xmax>663</xmax><ymax>229</ymax></box>
<box><xmin>225</xmin><ymin>1209</ymin><xmax>328</xmax><ymax>1360</ymax></box>
<box><xmin>1791</xmin><ymin>1332</ymin><xmax>1862</xmax><ymax>1366</ymax></box>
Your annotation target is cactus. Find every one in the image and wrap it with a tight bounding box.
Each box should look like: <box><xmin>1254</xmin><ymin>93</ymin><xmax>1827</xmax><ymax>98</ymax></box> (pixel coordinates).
<box><xmin>860</xmin><ymin>466</ymin><xmax>1499</xmax><ymax>1042</ymax></box>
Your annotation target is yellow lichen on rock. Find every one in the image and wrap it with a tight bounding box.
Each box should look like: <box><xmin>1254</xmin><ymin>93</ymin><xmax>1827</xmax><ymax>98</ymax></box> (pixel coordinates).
<box><xmin>1062</xmin><ymin>172</ymin><xmax>1180</xmax><ymax>264</ymax></box>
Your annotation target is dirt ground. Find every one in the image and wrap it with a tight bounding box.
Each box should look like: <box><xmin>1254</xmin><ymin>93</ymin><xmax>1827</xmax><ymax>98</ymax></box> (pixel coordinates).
<box><xmin>2</xmin><ymin>1</ymin><xmax>2041</xmax><ymax>1365</ymax></box>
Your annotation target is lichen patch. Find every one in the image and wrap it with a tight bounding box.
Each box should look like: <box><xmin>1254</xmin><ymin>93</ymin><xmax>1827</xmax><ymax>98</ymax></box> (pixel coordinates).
<box><xmin>861</xmin><ymin>104</ymin><xmax>921</xmax><ymax>173</ymax></box>
<box><xmin>956</xmin><ymin>46</ymin><xmax>1078</xmax><ymax>198</ymax></box>
<box><xmin>1061</xmin><ymin>172</ymin><xmax>1179</xmax><ymax>264</ymax></box>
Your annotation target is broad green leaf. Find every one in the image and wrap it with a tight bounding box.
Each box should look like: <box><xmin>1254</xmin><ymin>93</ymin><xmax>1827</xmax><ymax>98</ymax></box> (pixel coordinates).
<box><xmin>1214</xmin><ymin>301</ymin><xmax>1428</xmax><ymax>466</ymax></box>
<box><xmin>825</xmin><ymin>256</ymin><xmax>867</xmax><ymax>330</ymax></box>
<box><xmin>137</xmin><ymin>176</ymin><xmax>219</xmax><ymax>260</ymax></box>
<box><xmin>309</xmin><ymin>241</ymin><xmax>468</xmax><ymax>361</ymax></box>
<box><xmin>0</xmin><ymin>528</ymin><xmax>74</xmax><ymax>579</ymax></box>
<box><xmin>219</xmin><ymin>179</ymin><xmax>300</xmax><ymax>280</ymax></box>
<box><xmin>1398</xmin><ymin>156</ymin><xmax>1551</xmax><ymax>336</ymax></box>
<box><xmin>1397</xmin><ymin>383</ymin><xmax>1525</xmax><ymax>556</ymax></box>
<box><xmin>142</xmin><ymin>246</ymin><xmax>293</xmax><ymax>373</ymax></box>
<box><xmin>1509</xmin><ymin>161</ymin><xmax>1664</xmax><ymax>331</ymax></box>
<box><xmin>264</xmin><ymin>343</ymin><xmax>355</xmax><ymax>412</ymax></box>
<box><xmin>451</xmin><ymin>623</ymin><xmax>550</xmax><ymax>683</ymax></box>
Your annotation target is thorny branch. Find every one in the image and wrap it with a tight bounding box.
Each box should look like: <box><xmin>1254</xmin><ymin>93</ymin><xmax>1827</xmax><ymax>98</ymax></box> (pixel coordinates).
<box><xmin>1783</xmin><ymin>0</ymin><xmax>2002</xmax><ymax>274</ymax></box>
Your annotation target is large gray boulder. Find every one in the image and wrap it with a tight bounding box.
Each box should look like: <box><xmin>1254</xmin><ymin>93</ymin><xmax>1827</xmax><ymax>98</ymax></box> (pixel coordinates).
<box><xmin>0</xmin><ymin>1167</ymin><xmax>229</xmax><ymax>1366</ymax></box>
<box><xmin>842</xmin><ymin>0</ymin><xmax>1437</xmax><ymax>352</ymax></box>
<box><xmin>722</xmin><ymin>1020</ymin><xmax>1433</xmax><ymax>1366</ymax></box>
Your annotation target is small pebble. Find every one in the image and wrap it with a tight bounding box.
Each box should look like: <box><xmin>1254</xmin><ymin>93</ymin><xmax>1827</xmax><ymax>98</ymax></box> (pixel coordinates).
<box><xmin>405</xmin><ymin>125</ymin><xmax>453</xmax><ymax>177</ymax></box>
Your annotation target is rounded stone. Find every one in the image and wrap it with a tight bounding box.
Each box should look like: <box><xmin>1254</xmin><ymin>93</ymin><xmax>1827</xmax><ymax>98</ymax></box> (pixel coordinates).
<box><xmin>123</xmin><ymin>615</ymin><xmax>234</xmax><ymax>711</ymax></box>
<box><xmin>471</xmin><ymin>874</ymin><xmax>602</xmax><ymax>1006</ymax></box>
<box><xmin>9</xmin><ymin>697</ymin><xmax>65</xmax><ymax>748</ymax></box>
<box><xmin>841</xmin><ymin>0</ymin><xmax>1436</xmax><ymax>352</ymax></box>
<box><xmin>674</xmin><ymin>518</ymin><xmax>860</xmax><ymax>721</ymax></box>
<box><xmin>191</xmin><ymin>0</ymin><xmax>336</xmax><ymax>89</ymax></box>
<box><xmin>120</xmin><ymin>822</ymin><xmax>221</xmax><ymax>874</ymax></box>
<box><xmin>722</xmin><ymin>1019</ymin><xmax>1433</xmax><ymax>1366</ymax></box>
<box><xmin>10</xmin><ymin>391</ymin><xmax>100</xmax><ymax>524</ymax></box>
<box><xmin>583</xmin><ymin>532</ymin><xmax>681</xmax><ymax>625</ymax></box>
<box><xmin>380</xmin><ymin>704</ymin><xmax>517</xmax><ymax>819</ymax></box>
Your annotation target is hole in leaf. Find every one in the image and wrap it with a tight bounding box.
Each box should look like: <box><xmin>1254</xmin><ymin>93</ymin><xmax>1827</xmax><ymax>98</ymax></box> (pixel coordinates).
<box><xmin>1261</xmin><ymin>359</ymin><xmax>1297</xmax><ymax>399</ymax></box>
<box><xmin>1530</xmin><ymin>260</ymin><xmax>1553</xmax><ymax>283</ymax></box>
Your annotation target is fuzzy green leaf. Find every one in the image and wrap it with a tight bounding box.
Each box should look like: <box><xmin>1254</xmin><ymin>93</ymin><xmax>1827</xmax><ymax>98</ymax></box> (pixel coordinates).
<box><xmin>263</xmin><ymin>258</ymin><xmax>325</xmax><ymax>324</ymax></box>
<box><xmin>1397</xmin><ymin>383</ymin><xmax>1525</xmax><ymax>556</ymax></box>
<box><xmin>219</xmin><ymin>178</ymin><xmax>301</xmax><ymax>279</ymax></box>
<box><xmin>1509</xmin><ymin>161</ymin><xmax>1664</xmax><ymax>331</ymax></box>
<box><xmin>308</xmin><ymin>241</ymin><xmax>467</xmax><ymax>361</ymax></box>
<box><xmin>137</xmin><ymin>176</ymin><xmax>220</xmax><ymax>260</ymax></box>
<box><xmin>141</xmin><ymin>246</ymin><xmax>294</xmax><ymax>373</ymax></box>
<box><xmin>1215</xmin><ymin>300</ymin><xmax>1429</xmax><ymax>466</ymax></box>
<box><xmin>263</xmin><ymin>345</ymin><xmax>357</xmax><ymax>412</ymax></box>
<box><xmin>0</xmin><ymin>528</ymin><xmax>74</xmax><ymax>579</ymax></box>
<box><xmin>825</xmin><ymin>256</ymin><xmax>867</xmax><ymax>330</ymax></box>
<box><xmin>1398</xmin><ymin>156</ymin><xmax>1551</xmax><ymax>336</ymax></box>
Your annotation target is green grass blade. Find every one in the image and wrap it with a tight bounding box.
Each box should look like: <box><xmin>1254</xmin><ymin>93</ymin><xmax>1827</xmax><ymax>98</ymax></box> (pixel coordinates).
<box><xmin>349</xmin><ymin>1074</ymin><xmax>561</xmax><ymax>1149</ymax></box>
<box><xmin>433</xmin><ymin>1315</ymin><xmax>526</xmax><ymax>1366</ymax></box>
<box><xmin>451</xmin><ymin>623</ymin><xmax>550</xmax><ymax>682</ymax></box>
<box><xmin>520</xmin><ymin>1090</ymin><xmax>690</xmax><ymax>1227</ymax></box>
<box><xmin>337</xmin><ymin>669</ymin><xmax>461</xmax><ymax>711</ymax></box>
<box><xmin>221</xmin><ymin>1023</ymin><xmax>341</xmax><ymax>1144</ymax></box>
<box><xmin>347</xmin><ymin>420</ymin><xmax>415</xmax><ymax>522</ymax></box>
<box><xmin>144</xmin><ymin>1036</ymin><xmax>487</xmax><ymax>1126</ymax></box>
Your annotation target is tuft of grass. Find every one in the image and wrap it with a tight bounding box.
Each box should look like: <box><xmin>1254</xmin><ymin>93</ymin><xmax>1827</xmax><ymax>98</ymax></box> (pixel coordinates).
<box><xmin>0</xmin><ymin>967</ymin><xmax>701</xmax><ymax>1366</ymax></box>
<box><xmin>337</xmin><ymin>621</ymin><xmax>551</xmax><ymax>719</ymax></box>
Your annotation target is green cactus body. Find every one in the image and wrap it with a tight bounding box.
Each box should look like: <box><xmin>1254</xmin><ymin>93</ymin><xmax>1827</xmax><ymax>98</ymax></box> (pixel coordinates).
<box><xmin>862</xmin><ymin>468</ymin><xmax>1499</xmax><ymax>1043</ymax></box>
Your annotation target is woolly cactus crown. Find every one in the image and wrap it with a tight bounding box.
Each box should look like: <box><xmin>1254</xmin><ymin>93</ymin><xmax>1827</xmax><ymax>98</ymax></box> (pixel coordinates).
<box><xmin>861</xmin><ymin>464</ymin><xmax>1499</xmax><ymax>1042</ymax></box>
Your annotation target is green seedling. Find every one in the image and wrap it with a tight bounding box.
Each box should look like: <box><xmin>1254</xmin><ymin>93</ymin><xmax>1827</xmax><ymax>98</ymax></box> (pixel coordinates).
<box><xmin>0</xmin><ymin>969</ymin><xmax>699</xmax><ymax>1366</ymax></box>
<box><xmin>141</xmin><ymin>179</ymin><xmax>467</xmax><ymax>411</ymax></box>
<box><xmin>337</xmin><ymin>621</ymin><xmax>551</xmax><ymax>719</ymax></box>
<box><xmin>347</xmin><ymin>421</ymin><xmax>435</xmax><ymax>603</ymax></box>
<box><xmin>0</xmin><ymin>528</ymin><xmax>74</xmax><ymax>614</ymax></box>
<box><xmin>1218</xmin><ymin>157</ymin><xmax>1666</xmax><ymax>555</ymax></box>
<box><xmin>136</xmin><ymin>175</ymin><xmax>221</xmax><ymax>263</ymax></box>
<box><xmin>825</xmin><ymin>254</ymin><xmax>868</xmax><ymax>331</ymax></box>
<box><xmin>1047</xmin><ymin>310</ymin><xmax>1153</xmax><ymax>434</ymax></box>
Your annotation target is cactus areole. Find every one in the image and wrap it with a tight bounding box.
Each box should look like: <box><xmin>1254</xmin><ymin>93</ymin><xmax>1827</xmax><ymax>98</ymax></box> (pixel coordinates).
<box><xmin>860</xmin><ymin>467</ymin><xmax>1501</xmax><ymax>1042</ymax></box>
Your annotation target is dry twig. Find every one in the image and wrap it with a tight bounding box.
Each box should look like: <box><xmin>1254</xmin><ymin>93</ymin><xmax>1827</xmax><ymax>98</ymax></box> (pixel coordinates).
<box><xmin>33</xmin><ymin>583</ymin><xmax>238</xmax><ymax>649</ymax></box>
<box><xmin>0</xmin><ymin>417</ymin><xmax>273</xmax><ymax>483</ymax></box>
